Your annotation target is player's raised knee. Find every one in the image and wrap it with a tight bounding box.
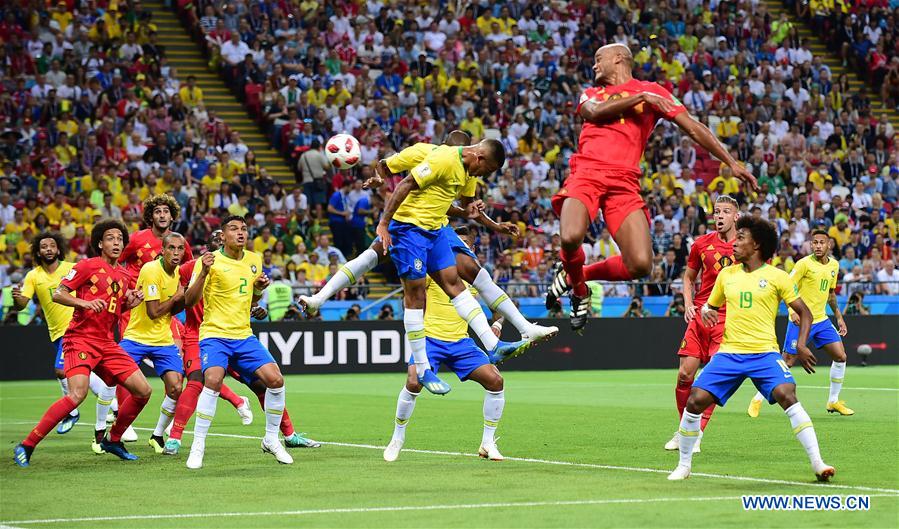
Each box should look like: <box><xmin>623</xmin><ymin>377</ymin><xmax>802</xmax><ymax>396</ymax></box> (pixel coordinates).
<box><xmin>132</xmin><ymin>382</ymin><xmax>153</xmax><ymax>400</ymax></box>
<box><xmin>624</xmin><ymin>252</ymin><xmax>653</xmax><ymax>278</ymax></box>
<box><xmin>67</xmin><ymin>384</ymin><xmax>89</xmax><ymax>404</ymax></box>
<box><xmin>266</xmin><ymin>373</ymin><xmax>285</xmax><ymax>389</ymax></box>
<box><xmin>484</xmin><ymin>373</ymin><xmax>504</xmax><ymax>392</ymax></box>
<box><xmin>676</xmin><ymin>370</ymin><xmax>694</xmax><ymax>387</ymax></box>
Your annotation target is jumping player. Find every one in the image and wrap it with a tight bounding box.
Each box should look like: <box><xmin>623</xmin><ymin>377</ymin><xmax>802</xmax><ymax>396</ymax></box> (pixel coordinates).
<box><xmin>384</xmin><ymin>227</ymin><xmax>512</xmax><ymax>462</ymax></box>
<box><xmin>546</xmin><ymin>43</ymin><xmax>756</xmax><ymax>330</ymax></box>
<box><xmin>301</xmin><ymin>131</ymin><xmax>557</xmax><ymax>345</ymax></box>
<box><xmin>373</xmin><ymin>139</ymin><xmax>529</xmax><ymax>395</ymax></box>
<box><xmin>668</xmin><ymin>217</ymin><xmax>834</xmax><ymax>482</ymax></box>
<box><xmin>14</xmin><ymin>220</ymin><xmax>153</xmax><ymax>466</ymax></box>
<box><xmin>183</xmin><ymin>215</ymin><xmax>292</xmax><ymax>468</ymax></box>
<box><xmin>747</xmin><ymin>230</ymin><xmax>853</xmax><ymax>417</ymax></box>
<box><xmin>12</xmin><ymin>233</ymin><xmax>117</xmax><ymax>436</ymax></box>
<box><xmin>664</xmin><ymin>196</ymin><xmax>739</xmax><ymax>453</ymax></box>
<box><xmin>119</xmin><ymin>232</ymin><xmax>190</xmax><ymax>453</ymax></box>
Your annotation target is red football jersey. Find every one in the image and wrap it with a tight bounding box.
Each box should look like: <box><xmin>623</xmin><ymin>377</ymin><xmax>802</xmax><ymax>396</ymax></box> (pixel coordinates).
<box><xmin>179</xmin><ymin>258</ymin><xmax>203</xmax><ymax>339</ymax></box>
<box><xmin>576</xmin><ymin>79</ymin><xmax>686</xmax><ymax>174</ymax></box>
<box><xmin>60</xmin><ymin>257</ymin><xmax>128</xmax><ymax>342</ymax></box>
<box><xmin>120</xmin><ymin>229</ymin><xmax>193</xmax><ymax>287</ymax></box>
<box><xmin>686</xmin><ymin>232</ymin><xmax>736</xmax><ymax>312</ymax></box>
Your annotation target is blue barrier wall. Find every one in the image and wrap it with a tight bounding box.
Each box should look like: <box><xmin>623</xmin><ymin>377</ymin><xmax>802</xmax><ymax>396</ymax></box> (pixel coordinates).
<box><xmin>312</xmin><ymin>295</ymin><xmax>899</xmax><ymax>321</ymax></box>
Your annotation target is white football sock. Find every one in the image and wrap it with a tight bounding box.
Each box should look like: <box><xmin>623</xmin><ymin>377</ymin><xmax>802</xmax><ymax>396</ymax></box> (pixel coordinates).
<box><xmin>263</xmin><ymin>386</ymin><xmax>285</xmax><ymax>444</ymax></box>
<box><xmin>392</xmin><ymin>387</ymin><xmax>419</xmax><ymax>442</ymax></box>
<box><xmin>58</xmin><ymin>378</ymin><xmax>78</xmax><ymax>417</ymax></box>
<box><xmin>191</xmin><ymin>387</ymin><xmax>219</xmax><ymax>452</ymax></box>
<box><xmin>153</xmin><ymin>396</ymin><xmax>177</xmax><ymax>437</ymax></box>
<box><xmin>677</xmin><ymin>411</ymin><xmax>702</xmax><ymax>468</ymax></box>
<box><xmin>752</xmin><ymin>391</ymin><xmax>765</xmax><ymax>402</ymax></box>
<box><xmin>829</xmin><ymin>361</ymin><xmax>846</xmax><ymax>403</ymax></box>
<box><xmin>451</xmin><ymin>290</ymin><xmax>498</xmax><ymax>351</ymax></box>
<box><xmin>95</xmin><ymin>384</ymin><xmax>116</xmax><ymax>430</ymax></box>
<box><xmin>785</xmin><ymin>402</ymin><xmax>823</xmax><ymax>466</ymax></box>
<box><xmin>88</xmin><ymin>372</ymin><xmax>106</xmax><ymax>397</ymax></box>
<box><xmin>482</xmin><ymin>390</ymin><xmax>505</xmax><ymax>445</ymax></box>
<box><xmin>472</xmin><ymin>268</ymin><xmax>531</xmax><ymax>335</ymax></box>
<box><xmin>403</xmin><ymin>308</ymin><xmax>429</xmax><ymax>377</ymax></box>
<box><xmin>315</xmin><ymin>249</ymin><xmax>378</xmax><ymax>302</ymax></box>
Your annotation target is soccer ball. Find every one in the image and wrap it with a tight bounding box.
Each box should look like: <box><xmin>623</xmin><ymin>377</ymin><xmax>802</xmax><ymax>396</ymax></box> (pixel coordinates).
<box><xmin>325</xmin><ymin>134</ymin><xmax>361</xmax><ymax>170</ymax></box>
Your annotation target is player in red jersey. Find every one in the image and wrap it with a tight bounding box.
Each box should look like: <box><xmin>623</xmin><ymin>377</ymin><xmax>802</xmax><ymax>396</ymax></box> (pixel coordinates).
<box><xmin>663</xmin><ymin>195</ymin><xmax>739</xmax><ymax>454</ymax></box>
<box><xmin>14</xmin><ymin>220</ymin><xmax>152</xmax><ymax>466</ymax></box>
<box><xmin>164</xmin><ymin>230</ymin><xmax>318</xmax><ymax>455</ymax></box>
<box><xmin>120</xmin><ymin>195</ymin><xmax>194</xmax><ymax>287</ymax></box>
<box><xmin>545</xmin><ymin>43</ymin><xmax>756</xmax><ymax>331</ymax></box>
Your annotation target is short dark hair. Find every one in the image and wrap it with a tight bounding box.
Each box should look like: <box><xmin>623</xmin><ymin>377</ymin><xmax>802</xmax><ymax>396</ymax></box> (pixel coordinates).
<box><xmin>454</xmin><ymin>225</ymin><xmax>471</xmax><ymax>237</ymax></box>
<box><xmin>221</xmin><ymin>215</ymin><xmax>247</xmax><ymax>227</ymax></box>
<box><xmin>161</xmin><ymin>232</ymin><xmax>184</xmax><ymax>247</ymax></box>
<box><xmin>31</xmin><ymin>231</ymin><xmax>67</xmax><ymax>263</ymax></box>
<box><xmin>90</xmin><ymin>219</ymin><xmax>129</xmax><ymax>257</ymax></box>
<box><xmin>444</xmin><ymin>130</ymin><xmax>471</xmax><ymax>147</ymax></box>
<box><xmin>736</xmin><ymin>216</ymin><xmax>777</xmax><ymax>261</ymax></box>
<box><xmin>481</xmin><ymin>138</ymin><xmax>506</xmax><ymax>169</ymax></box>
<box><xmin>811</xmin><ymin>228</ymin><xmax>829</xmax><ymax>238</ymax></box>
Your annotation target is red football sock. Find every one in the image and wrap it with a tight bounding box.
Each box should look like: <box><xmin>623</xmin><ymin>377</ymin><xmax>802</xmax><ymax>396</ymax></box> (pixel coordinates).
<box><xmin>109</xmin><ymin>393</ymin><xmax>150</xmax><ymax>442</ymax></box>
<box><xmin>560</xmin><ymin>246</ymin><xmax>588</xmax><ymax>297</ymax></box>
<box><xmin>700</xmin><ymin>403</ymin><xmax>716</xmax><ymax>431</ymax></box>
<box><xmin>255</xmin><ymin>390</ymin><xmax>294</xmax><ymax>436</ymax></box>
<box><xmin>116</xmin><ymin>385</ymin><xmax>130</xmax><ymax>410</ymax></box>
<box><xmin>219</xmin><ymin>383</ymin><xmax>244</xmax><ymax>408</ymax></box>
<box><xmin>23</xmin><ymin>396</ymin><xmax>79</xmax><ymax>448</ymax></box>
<box><xmin>169</xmin><ymin>380</ymin><xmax>203</xmax><ymax>441</ymax></box>
<box><xmin>676</xmin><ymin>379</ymin><xmax>692</xmax><ymax>418</ymax></box>
<box><xmin>583</xmin><ymin>255</ymin><xmax>633</xmax><ymax>281</ymax></box>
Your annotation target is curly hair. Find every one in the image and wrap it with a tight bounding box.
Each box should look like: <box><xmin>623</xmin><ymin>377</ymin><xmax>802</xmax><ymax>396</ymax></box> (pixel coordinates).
<box><xmin>142</xmin><ymin>194</ymin><xmax>181</xmax><ymax>228</ymax></box>
<box><xmin>736</xmin><ymin>216</ymin><xmax>777</xmax><ymax>261</ymax></box>
<box><xmin>90</xmin><ymin>219</ymin><xmax>129</xmax><ymax>257</ymax></box>
<box><xmin>31</xmin><ymin>232</ymin><xmax>67</xmax><ymax>264</ymax></box>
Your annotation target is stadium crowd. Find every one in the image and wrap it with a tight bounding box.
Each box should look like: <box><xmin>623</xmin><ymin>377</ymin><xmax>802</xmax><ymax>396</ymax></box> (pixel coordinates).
<box><xmin>2</xmin><ymin>0</ymin><xmax>899</xmax><ymax>324</ymax></box>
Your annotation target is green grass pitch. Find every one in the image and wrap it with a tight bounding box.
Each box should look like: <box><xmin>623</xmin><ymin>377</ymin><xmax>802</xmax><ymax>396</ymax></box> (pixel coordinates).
<box><xmin>1</xmin><ymin>367</ymin><xmax>897</xmax><ymax>528</ymax></box>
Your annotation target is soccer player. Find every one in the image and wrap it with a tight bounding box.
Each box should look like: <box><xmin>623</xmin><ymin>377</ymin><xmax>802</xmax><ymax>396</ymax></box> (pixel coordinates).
<box><xmin>664</xmin><ymin>196</ymin><xmax>739</xmax><ymax>453</ymax></box>
<box><xmin>384</xmin><ymin>227</ymin><xmax>511</xmax><ymax>462</ymax></box>
<box><xmin>545</xmin><ymin>43</ymin><xmax>756</xmax><ymax>331</ymax></box>
<box><xmin>14</xmin><ymin>220</ymin><xmax>153</xmax><ymax>467</ymax></box>
<box><xmin>183</xmin><ymin>215</ymin><xmax>292</xmax><ymax>469</ymax></box>
<box><xmin>12</xmin><ymin>233</ymin><xmax>117</xmax><ymax>436</ymax></box>
<box><xmin>300</xmin><ymin>131</ymin><xmax>557</xmax><ymax>345</ymax></box>
<box><xmin>372</xmin><ymin>139</ymin><xmax>530</xmax><ymax>395</ymax></box>
<box><xmin>668</xmin><ymin>217</ymin><xmax>834</xmax><ymax>482</ymax></box>
<box><xmin>120</xmin><ymin>194</ymin><xmax>194</xmax><ymax>287</ymax></box>
<box><xmin>119</xmin><ymin>232</ymin><xmax>192</xmax><ymax>453</ymax></box>
<box><xmin>747</xmin><ymin>229</ymin><xmax>853</xmax><ymax>417</ymax></box>
<box><xmin>164</xmin><ymin>230</ymin><xmax>311</xmax><ymax>456</ymax></box>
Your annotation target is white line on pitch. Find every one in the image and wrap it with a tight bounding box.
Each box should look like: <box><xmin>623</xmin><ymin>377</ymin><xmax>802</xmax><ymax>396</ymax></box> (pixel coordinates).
<box><xmin>21</xmin><ymin>423</ymin><xmax>894</xmax><ymax>496</ymax></box>
<box><xmin>6</xmin><ymin>494</ymin><xmax>899</xmax><ymax>525</ymax></box>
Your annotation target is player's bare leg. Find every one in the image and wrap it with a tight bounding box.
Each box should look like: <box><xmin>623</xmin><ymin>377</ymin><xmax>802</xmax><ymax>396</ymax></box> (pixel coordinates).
<box><xmin>468</xmin><ymin>365</ymin><xmax>505</xmax><ymax>461</ymax></box>
<box><xmin>149</xmin><ymin>371</ymin><xmax>183</xmax><ymax>453</ymax></box>
<box><xmin>666</xmin><ymin>356</ymin><xmax>711</xmax><ymax>453</ymax></box>
<box><xmin>770</xmin><ymin>383</ymin><xmax>835</xmax><ymax>481</ymax></box>
<box><xmin>15</xmin><ymin>372</ymin><xmax>91</xmax><ymax>466</ymax></box>
<box><xmin>253</xmin><ymin>362</ymin><xmax>293</xmax><ymax>464</ymax></box>
<box><xmin>821</xmin><ymin>341</ymin><xmax>853</xmax><ymax>415</ymax></box>
<box><xmin>103</xmin><ymin>369</ymin><xmax>152</xmax><ymax>461</ymax></box>
<box><xmin>454</xmin><ymin>253</ymin><xmax>558</xmax><ymax>343</ymax></box>
<box><xmin>300</xmin><ymin>240</ymin><xmax>386</xmax><ymax>316</ymax></box>
<box><xmin>384</xmin><ymin>366</ymin><xmax>423</xmax><ymax>462</ymax></box>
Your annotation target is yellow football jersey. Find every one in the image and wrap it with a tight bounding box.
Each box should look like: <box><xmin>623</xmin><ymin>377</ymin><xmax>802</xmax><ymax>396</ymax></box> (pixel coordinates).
<box><xmin>191</xmin><ymin>249</ymin><xmax>262</xmax><ymax>341</ymax></box>
<box><xmin>392</xmin><ymin>145</ymin><xmax>478</xmax><ymax>231</ymax></box>
<box><xmin>385</xmin><ymin>142</ymin><xmax>437</xmax><ymax>173</ymax></box>
<box><xmin>708</xmin><ymin>264</ymin><xmax>799</xmax><ymax>354</ymax></box>
<box><xmin>423</xmin><ymin>278</ymin><xmax>476</xmax><ymax>342</ymax></box>
<box><xmin>788</xmin><ymin>255</ymin><xmax>839</xmax><ymax>323</ymax></box>
<box><xmin>124</xmin><ymin>259</ymin><xmax>180</xmax><ymax>346</ymax></box>
<box><xmin>21</xmin><ymin>262</ymin><xmax>75</xmax><ymax>342</ymax></box>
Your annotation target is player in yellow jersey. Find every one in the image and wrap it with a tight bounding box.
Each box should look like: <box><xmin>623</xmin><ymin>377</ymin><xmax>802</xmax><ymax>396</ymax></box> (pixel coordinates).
<box><xmin>668</xmin><ymin>217</ymin><xmax>835</xmax><ymax>482</ymax></box>
<box><xmin>373</xmin><ymin>137</ymin><xmax>530</xmax><ymax>395</ymax></box>
<box><xmin>12</xmin><ymin>232</ymin><xmax>118</xmax><ymax>437</ymax></box>
<box><xmin>748</xmin><ymin>229</ymin><xmax>853</xmax><ymax>417</ymax></box>
<box><xmin>183</xmin><ymin>215</ymin><xmax>292</xmax><ymax>469</ymax></box>
<box><xmin>299</xmin><ymin>131</ymin><xmax>556</xmax><ymax>362</ymax></box>
<box><xmin>383</xmin><ymin>227</ymin><xmax>518</xmax><ymax>463</ymax></box>
<box><xmin>119</xmin><ymin>233</ymin><xmax>188</xmax><ymax>454</ymax></box>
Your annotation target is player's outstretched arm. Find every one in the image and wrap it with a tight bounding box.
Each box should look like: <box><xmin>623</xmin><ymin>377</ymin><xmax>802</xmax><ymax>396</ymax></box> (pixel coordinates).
<box><xmin>828</xmin><ymin>289</ymin><xmax>848</xmax><ymax>336</ymax></box>
<box><xmin>375</xmin><ymin>175</ymin><xmax>419</xmax><ymax>254</ymax></box>
<box><xmin>672</xmin><ymin>112</ymin><xmax>758</xmax><ymax>191</ymax></box>
<box><xmin>579</xmin><ymin>93</ymin><xmax>647</xmax><ymax>123</ymax></box>
<box><xmin>787</xmin><ymin>297</ymin><xmax>817</xmax><ymax>373</ymax></box>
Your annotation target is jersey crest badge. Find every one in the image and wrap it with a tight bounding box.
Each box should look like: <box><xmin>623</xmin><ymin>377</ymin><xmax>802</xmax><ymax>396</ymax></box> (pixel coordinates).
<box><xmin>251</xmin><ymin>265</ymin><xmax>258</xmax><ymax>274</ymax></box>
<box><xmin>758</xmin><ymin>279</ymin><xmax>768</xmax><ymax>289</ymax></box>
<box><xmin>78</xmin><ymin>352</ymin><xmax>87</xmax><ymax>360</ymax></box>
<box><xmin>414</xmin><ymin>259</ymin><xmax>423</xmax><ymax>272</ymax></box>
